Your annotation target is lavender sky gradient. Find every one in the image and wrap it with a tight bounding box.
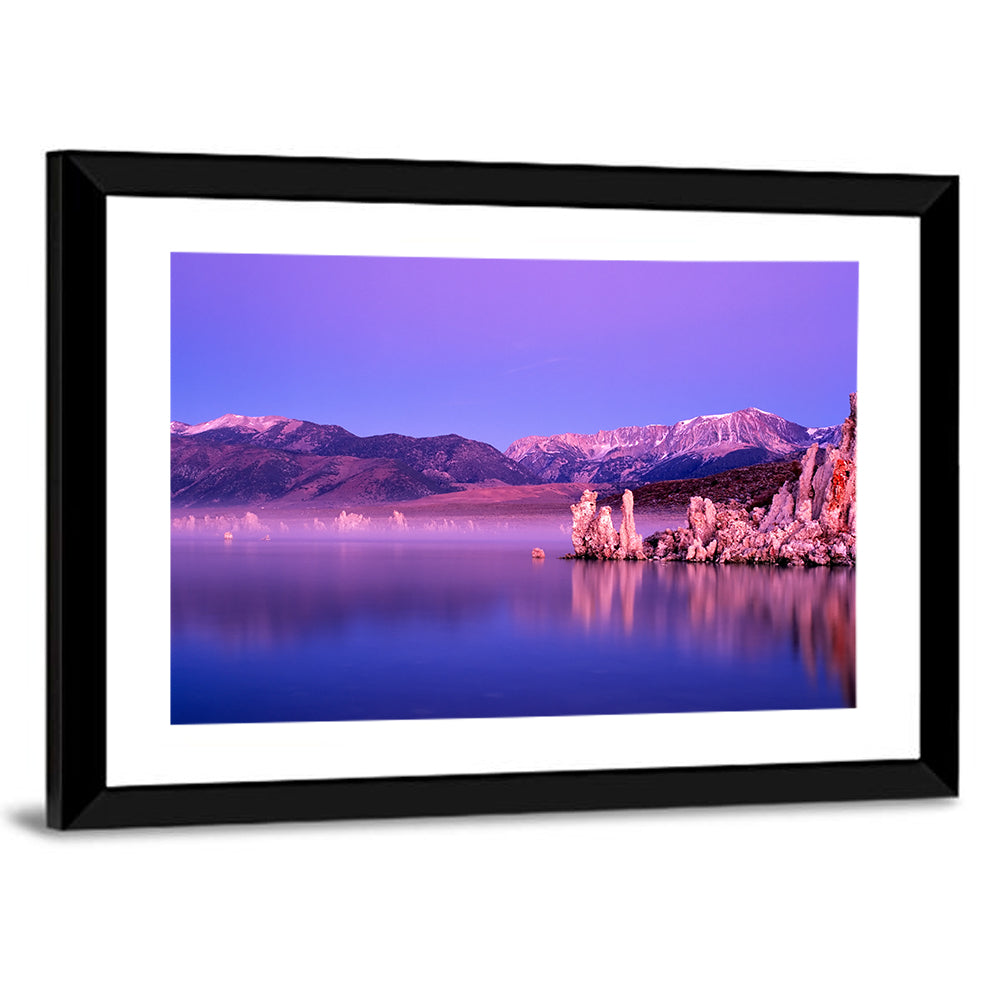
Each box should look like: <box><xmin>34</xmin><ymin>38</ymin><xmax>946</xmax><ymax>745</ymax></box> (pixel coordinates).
<box><xmin>171</xmin><ymin>254</ymin><xmax>858</xmax><ymax>450</ymax></box>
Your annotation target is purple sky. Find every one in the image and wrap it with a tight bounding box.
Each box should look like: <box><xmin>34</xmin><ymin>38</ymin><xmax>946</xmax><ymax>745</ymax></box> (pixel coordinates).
<box><xmin>171</xmin><ymin>254</ymin><xmax>857</xmax><ymax>449</ymax></box>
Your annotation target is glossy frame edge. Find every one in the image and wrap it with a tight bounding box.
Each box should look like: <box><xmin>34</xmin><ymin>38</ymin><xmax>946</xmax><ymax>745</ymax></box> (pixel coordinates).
<box><xmin>46</xmin><ymin>151</ymin><xmax>959</xmax><ymax>830</ymax></box>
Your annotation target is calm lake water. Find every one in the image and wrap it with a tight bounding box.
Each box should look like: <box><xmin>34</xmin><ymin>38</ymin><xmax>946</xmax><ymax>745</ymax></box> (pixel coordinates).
<box><xmin>171</xmin><ymin>540</ymin><xmax>855</xmax><ymax>724</ymax></box>
<box><xmin>171</xmin><ymin>537</ymin><xmax>855</xmax><ymax>724</ymax></box>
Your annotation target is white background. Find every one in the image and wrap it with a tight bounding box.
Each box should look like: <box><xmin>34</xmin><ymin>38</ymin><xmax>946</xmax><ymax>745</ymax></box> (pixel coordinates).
<box><xmin>1</xmin><ymin>3</ymin><xmax>995</xmax><ymax>999</ymax></box>
<box><xmin>106</xmin><ymin>200</ymin><xmax>920</xmax><ymax>785</ymax></box>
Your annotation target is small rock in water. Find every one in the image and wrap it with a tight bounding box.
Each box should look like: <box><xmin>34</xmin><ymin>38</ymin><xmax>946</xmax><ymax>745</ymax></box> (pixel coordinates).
<box><xmin>531</xmin><ymin>547</ymin><xmax>546</xmax><ymax>559</ymax></box>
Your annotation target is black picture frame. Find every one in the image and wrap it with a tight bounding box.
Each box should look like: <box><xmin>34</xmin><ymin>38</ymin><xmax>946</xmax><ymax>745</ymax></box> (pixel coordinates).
<box><xmin>47</xmin><ymin>151</ymin><xmax>958</xmax><ymax>829</ymax></box>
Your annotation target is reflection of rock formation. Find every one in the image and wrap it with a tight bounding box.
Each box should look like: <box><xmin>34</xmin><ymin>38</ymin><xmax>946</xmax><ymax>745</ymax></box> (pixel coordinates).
<box><xmin>678</xmin><ymin>565</ymin><xmax>855</xmax><ymax>706</ymax></box>
<box><xmin>571</xmin><ymin>560</ymin><xmax>645</xmax><ymax>634</ymax></box>
<box><xmin>570</xmin><ymin>489</ymin><xmax>646</xmax><ymax>560</ymax></box>
<box><xmin>647</xmin><ymin>394</ymin><xmax>857</xmax><ymax>567</ymax></box>
<box><xmin>568</xmin><ymin>561</ymin><xmax>855</xmax><ymax>704</ymax></box>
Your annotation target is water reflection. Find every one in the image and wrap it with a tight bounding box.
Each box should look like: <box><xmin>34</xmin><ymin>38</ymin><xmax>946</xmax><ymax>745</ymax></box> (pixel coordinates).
<box><xmin>172</xmin><ymin>538</ymin><xmax>856</xmax><ymax>723</ymax></box>
<box><xmin>566</xmin><ymin>561</ymin><xmax>855</xmax><ymax>705</ymax></box>
<box><xmin>570</xmin><ymin>560</ymin><xmax>645</xmax><ymax>634</ymax></box>
<box><xmin>172</xmin><ymin>540</ymin><xmax>523</xmax><ymax>652</ymax></box>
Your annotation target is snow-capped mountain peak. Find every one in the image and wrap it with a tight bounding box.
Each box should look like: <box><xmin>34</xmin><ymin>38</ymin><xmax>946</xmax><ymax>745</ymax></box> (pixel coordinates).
<box><xmin>504</xmin><ymin>404</ymin><xmax>845</xmax><ymax>485</ymax></box>
<box><xmin>176</xmin><ymin>413</ymin><xmax>290</xmax><ymax>436</ymax></box>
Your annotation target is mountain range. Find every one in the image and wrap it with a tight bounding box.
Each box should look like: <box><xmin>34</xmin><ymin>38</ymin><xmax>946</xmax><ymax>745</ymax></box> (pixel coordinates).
<box><xmin>505</xmin><ymin>408</ymin><xmax>840</xmax><ymax>484</ymax></box>
<box><xmin>170</xmin><ymin>407</ymin><xmax>843</xmax><ymax>507</ymax></box>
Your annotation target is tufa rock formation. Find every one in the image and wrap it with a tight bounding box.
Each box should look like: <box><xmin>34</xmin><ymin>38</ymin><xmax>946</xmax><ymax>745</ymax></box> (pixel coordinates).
<box><xmin>618</xmin><ymin>488</ymin><xmax>646</xmax><ymax>558</ymax></box>
<box><xmin>570</xmin><ymin>490</ymin><xmax>599</xmax><ymax>553</ymax></box>
<box><xmin>567</xmin><ymin>489</ymin><xmax>646</xmax><ymax>560</ymax></box>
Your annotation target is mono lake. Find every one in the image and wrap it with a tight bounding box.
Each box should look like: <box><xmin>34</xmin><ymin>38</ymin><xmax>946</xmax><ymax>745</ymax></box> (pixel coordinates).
<box><xmin>170</xmin><ymin>535</ymin><xmax>855</xmax><ymax>725</ymax></box>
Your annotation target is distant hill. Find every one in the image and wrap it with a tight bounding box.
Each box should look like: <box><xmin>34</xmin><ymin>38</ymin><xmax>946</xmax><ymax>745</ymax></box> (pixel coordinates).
<box><xmin>171</xmin><ymin>413</ymin><xmax>537</xmax><ymax>507</ymax></box>
<box><xmin>598</xmin><ymin>460</ymin><xmax>805</xmax><ymax>512</ymax></box>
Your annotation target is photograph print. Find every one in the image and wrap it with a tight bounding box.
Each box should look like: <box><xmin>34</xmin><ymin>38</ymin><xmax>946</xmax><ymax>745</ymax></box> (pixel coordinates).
<box><xmin>170</xmin><ymin>253</ymin><xmax>858</xmax><ymax>726</ymax></box>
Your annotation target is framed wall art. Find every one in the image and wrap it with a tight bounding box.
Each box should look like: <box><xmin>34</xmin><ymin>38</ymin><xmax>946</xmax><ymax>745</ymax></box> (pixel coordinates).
<box><xmin>47</xmin><ymin>151</ymin><xmax>958</xmax><ymax>828</ymax></box>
